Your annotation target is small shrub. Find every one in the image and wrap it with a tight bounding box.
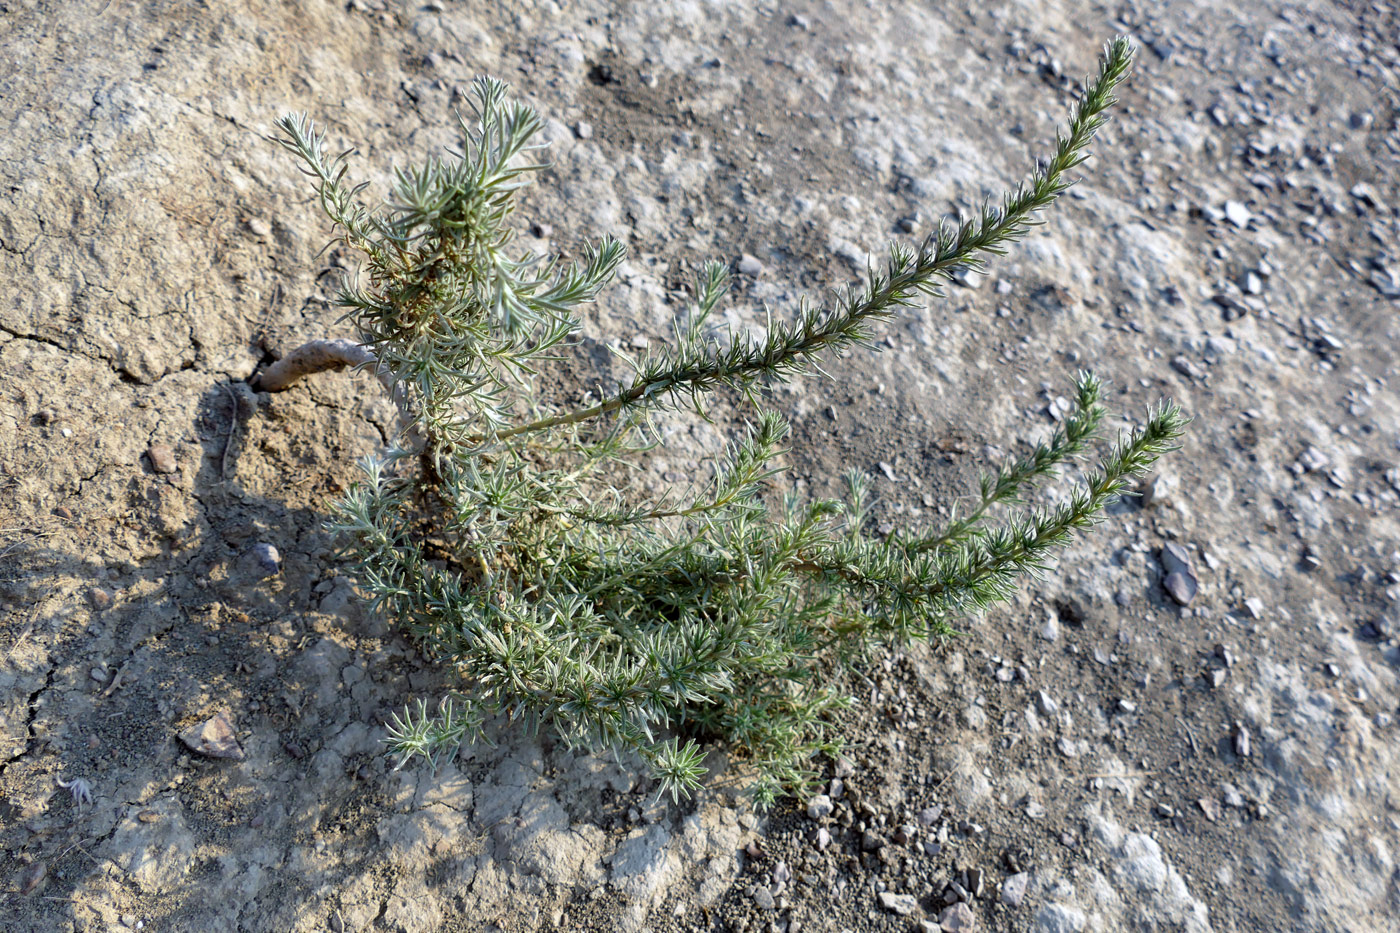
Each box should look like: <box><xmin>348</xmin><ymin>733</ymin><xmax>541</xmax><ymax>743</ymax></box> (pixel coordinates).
<box><xmin>263</xmin><ymin>37</ymin><xmax>1183</xmax><ymax>806</ymax></box>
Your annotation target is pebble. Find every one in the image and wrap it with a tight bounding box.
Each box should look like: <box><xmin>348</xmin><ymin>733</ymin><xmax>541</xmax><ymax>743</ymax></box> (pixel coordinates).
<box><xmin>752</xmin><ymin>886</ymin><xmax>775</xmax><ymax>910</ymax></box>
<box><xmin>966</xmin><ymin>868</ymin><xmax>984</xmax><ymax>898</ymax></box>
<box><xmin>178</xmin><ymin>710</ymin><xmax>244</xmax><ymax>760</ymax></box>
<box><xmin>951</xmin><ymin>266</ymin><xmax>980</xmax><ymax>288</ymax></box>
<box><xmin>737</xmin><ymin>253</ymin><xmax>764</xmax><ymax>277</ymax></box>
<box><xmin>1036</xmin><ymin>690</ymin><xmax>1058</xmax><ymax>716</ymax></box>
<box><xmin>1221</xmin><ymin>783</ymin><xmax>1246</xmax><ymax>808</ymax></box>
<box><xmin>1197</xmin><ymin>797</ymin><xmax>1221</xmax><ymax>822</ymax></box>
<box><xmin>1243</xmin><ymin>597</ymin><xmax>1264</xmax><ymax>619</ymax></box>
<box><xmin>1298</xmin><ymin>446</ymin><xmax>1330</xmax><ymax>472</ymax></box>
<box><xmin>1001</xmin><ymin>872</ymin><xmax>1029</xmax><ymax>907</ymax></box>
<box><xmin>1232</xmin><ymin>721</ymin><xmax>1251</xmax><ymax>758</ymax></box>
<box><xmin>862</xmin><ymin>830</ymin><xmax>888</xmax><ymax>851</ymax></box>
<box><xmin>146</xmin><ymin>443</ymin><xmax>178</xmax><ymax>474</ymax></box>
<box><xmin>1039</xmin><ymin>613</ymin><xmax>1059</xmax><ymax>642</ymax></box>
<box><xmin>939</xmin><ymin>902</ymin><xmax>977</xmax><ymax>930</ymax></box>
<box><xmin>1224</xmin><ymin>200</ymin><xmax>1252</xmax><ymax>228</ymax></box>
<box><xmin>814</xmin><ymin>826</ymin><xmax>831</xmax><ymax>849</ymax></box>
<box><xmin>252</xmin><ymin>542</ymin><xmax>281</xmax><ymax>576</ymax></box>
<box><xmin>918</xmin><ymin>805</ymin><xmax>943</xmax><ymax>826</ymax></box>
<box><xmin>246</xmin><ymin>217</ymin><xmax>271</xmax><ymax>238</ymax></box>
<box><xmin>807</xmin><ymin>794</ymin><xmax>833</xmax><ymax>820</ymax></box>
<box><xmin>574</xmin><ymin>120</ymin><xmax>592</xmax><ymax>139</ymax></box>
<box><xmin>1139</xmin><ymin>472</ymin><xmax>1175</xmax><ymax>507</ymax></box>
<box><xmin>89</xmin><ymin>587</ymin><xmax>113</xmax><ymax>610</ymax></box>
<box><xmin>1163</xmin><ymin>572</ymin><xmax>1197</xmax><ymax>606</ymax></box>
<box><xmin>1160</xmin><ymin>543</ymin><xmax>1192</xmax><ymax>577</ymax></box>
<box><xmin>878</xmin><ymin>892</ymin><xmax>919</xmax><ymax>915</ymax></box>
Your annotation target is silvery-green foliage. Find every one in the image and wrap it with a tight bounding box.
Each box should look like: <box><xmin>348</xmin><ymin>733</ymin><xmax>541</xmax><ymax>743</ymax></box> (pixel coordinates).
<box><xmin>271</xmin><ymin>39</ymin><xmax>1184</xmax><ymax>806</ymax></box>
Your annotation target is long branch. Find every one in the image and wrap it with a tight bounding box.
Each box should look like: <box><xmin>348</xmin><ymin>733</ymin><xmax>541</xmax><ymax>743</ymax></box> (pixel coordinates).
<box><xmin>494</xmin><ymin>38</ymin><xmax>1134</xmax><ymax>443</ymax></box>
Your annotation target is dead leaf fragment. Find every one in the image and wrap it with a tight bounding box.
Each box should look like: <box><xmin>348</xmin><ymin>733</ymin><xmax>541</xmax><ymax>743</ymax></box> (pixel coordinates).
<box><xmin>18</xmin><ymin>860</ymin><xmax>46</xmax><ymax>895</ymax></box>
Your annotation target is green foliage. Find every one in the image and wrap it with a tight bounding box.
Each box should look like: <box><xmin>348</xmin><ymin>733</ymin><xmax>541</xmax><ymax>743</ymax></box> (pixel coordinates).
<box><xmin>270</xmin><ymin>39</ymin><xmax>1185</xmax><ymax>806</ymax></box>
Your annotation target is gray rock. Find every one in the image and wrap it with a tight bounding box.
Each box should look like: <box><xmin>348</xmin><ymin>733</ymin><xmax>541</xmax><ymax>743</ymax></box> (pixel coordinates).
<box><xmin>573</xmin><ymin>120</ymin><xmax>592</xmax><ymax>139</ymax></box>
<box><xmin>1031</xmin><ymin>904</ymin><xmax>1086</xmax><ymax>933</ymax></box>
<box><xmin>752</xmin><ymin>885</ymin><xmax>775</xmax><ymax>910</ymax></box>
<box><xmin>178</xmin><ymin>711</ymin><xmax>243</xmax><ymax>760</ymax></box>
<box><xmin>251</xmin><ymin>542</ymin><xmax>281</xmax><ymax>577</ymax></box>
<box><xmin>938</xmin><ymin>901</ymin><xmax>976</xmax><ymax>930</ymax></box>
<box><xmin>1160</xmin><ymin>543</ymin><xmax>1192</xmax><ymax>576</ymax></box>
<box><xmin>1001</xmin><ymin>872</ymin><xmax>1029</xmax><ymax>907</ymax></box>
<box><xmin>1163</xmin><ymin>571</ymin><xmax>1197</xmax><ymax>606</ymax></box>
<box><xmin>879</xmin><ymin>891</ymin><xmax>919</xmax><ymax>915</ymax></box>
<box><xmin>1233</xmin><ymin>721</ymin><xmax>1251</xmax><ymax>758</ymax></box>
<box><xmin>737</xmin><ymin>253</ymin><xmax>764</xmax><ymax>277</ymax></box>
<box><xmin>807</xmin><ymin>794</ymin><xmax>833</xmax><ymax>819</ymax></box>
<box><xmin>1224</xmin><ymin>200</ymin><xmax>1252</xmax><ymax>228</ymax></box>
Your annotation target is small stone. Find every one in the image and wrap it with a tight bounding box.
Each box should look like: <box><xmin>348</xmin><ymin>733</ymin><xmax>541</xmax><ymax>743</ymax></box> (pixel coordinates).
<box><xmin>918</xmin><ymin>805</ymin><xmax>943</xmax><ymax>826</ymax></box>
<box><xmin>1036</xmin><ymin>690</ymin><xmax>1058</xmax><ymax>716</ymax></box>
<box><xmin>1224</xmin><ymin>200</ymin><xmax>1251</xmax><ymax>228</ymax></box>
<box><xmin>1203</xmin><ymin>667</ymin><xmax>1227</xmax><ymax>688</ymax></box>
<box><xmin>966</xmin><ymin>869</ymin><xmax>984</xmax><ymax>898</ymax></box>
<box><xmin>1170</xmin><ymin>356</ymin><xmax>1200</xmax><ymax>380</ymax></box>
<box><xmin>247</xmin><ymin>217</ymin><xmax>272</xmax><ymax>238</ymax></box>
<box><xmin>1232</xmin><ymin>721</ymin><xmax>1251</xmax><ymax>758</ymax></box>
<box><xmin>1242</xmin><ymin>597</ymin><xmax>1264</xmax><ymax>619</ymax></box>
<box><xmin>807</xmin><ymin>794</ymin><xmax>833</xmax><ymax>820</ymax></box>
<box><xmin>146</xmin><ymin>443</ymin><xmax>178</xmax><ymax>474</ymax></box>
<box><xmin>574</xmin><ymin>120</ymin><xmax>592</xmax><ymax>139</ymax></box>
<box><xmin>814</xmin><ymin>826</ymin><xmax>831</xmax><ymax>849</ymax></box>
<box><xmin>251</xmin><ymin>542</ymin><xmax>281</xmax><ymax>577</ymax></box>
<box><xmin>939</xmin><ymin>902</ymin><xmax>977</xmax><ymax>931</ymax></box>
<box><xmin>862</xmin><ymin>830</ymin><xmax>888</xmax><ymax>852</ymax></box>
<box><xmin>878</xmin><ymin>892</ymin><xmax>919</xmax><ymax>916</ymax></box>
<box><xmin>752</xmin><ymin>886</ymin><xmax>775</xmax><ymax>910</ymax></box>
<box><xmin>951</xmin><ymin>266</ymin><xmax>980</xmax><ymax>288</ymax></box>
<box><xmin>1163</xmin><ymin>571</ymin><xmax>1197</xmax><ymax>606</ymax></box>
<box><xmin>88</xmin><ymin>587</ymin><xmax>113</xmax><ymax>610</ymax></box>
<box><xmin>1139</xmin><ymin>472</ymin><xmax>1175</xmax><ymax>507</ymax></box>
<box><xmin>1160</xmin><ymin>543</ymin><xmax>1192</xmax><ymax>577</ymax></box>
<box><xmin>1298</xmin><ymin>446</ymin><xmax>1329</xmax><ymax>472</ymax></box>
<box><xmin>122</xmin><ymin>914</ymin><xmax>139</xmax><ymax>928</ymax></box>
<box><xmin>1001</xmin><ymin>872</ymin><xmax>1029</xmax><ymax>908</ymax></box>
<box><xmin>1039</xmin><ymin>613</ymin><xmax>1059</xmax><ymax>642</ymax></box>
<box><xmin>179</xmin><ymin>710</ymin><xmax>244</xmax><ymax>760</ymax></box>
<box><xmin>1221</xmin><ymin>783</ymin><xmax>1246</xmax><ymax>808</ymax></box>
<box><xmin>531</xmin><ymin>221</ymin><xmax>552</xmax><ymax>238</ymax></box>
<box><xmin>737</xmin><ymin>253</ymin><xmax>764</xmax><ymax>277</ymax></box>
<box><xmin>1197</xmin><ymin>797</ymin><xmax>1220</xmax><ymax>822</ymax></box>
<box><xmin>834</xmin><ymin>757</ymin><xmax>855</xmax><ymax>778</ymax></box>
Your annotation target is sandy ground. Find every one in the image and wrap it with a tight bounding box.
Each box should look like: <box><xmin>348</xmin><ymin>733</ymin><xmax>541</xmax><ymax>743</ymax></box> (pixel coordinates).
<box><xmin>2</xmin><ymin>1</ymin><xmax>1398</xmax><ymax>931</ymax></box>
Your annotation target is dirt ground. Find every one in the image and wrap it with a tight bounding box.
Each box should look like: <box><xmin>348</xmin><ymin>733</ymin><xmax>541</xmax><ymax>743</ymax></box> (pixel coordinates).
<box><xmin>2</xmin><ymin>1</ymin><xmax>1398</xmax><ymax>931</ymax></box>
